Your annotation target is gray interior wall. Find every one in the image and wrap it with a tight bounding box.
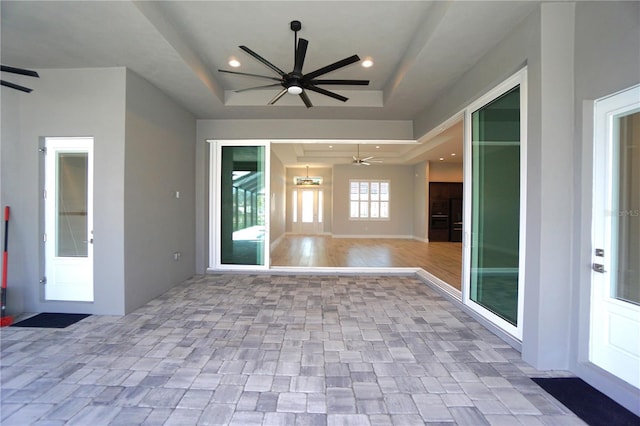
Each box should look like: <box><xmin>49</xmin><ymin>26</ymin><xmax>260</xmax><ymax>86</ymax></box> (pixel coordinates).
<box><xmin>123</xmin><ymin>70</ymin><xmax>196</xmax><ymax>314</ymax></box>
<box><xmin>429</xmin><ymin>162</ymin><xmax>463</xmax><ymax>182</ymax></box>
<box><xmin>572</xmin><ymin>0</ymin><xmax>640</xmax><ymax>414</ymax></box>
<box><xmin>197</xmin><ymin>119</ymin><xmax>414</xmax><ymax>140</ymax></box>
<box><xmin>413</xmin><ymin>161</ymin><xmax>428</xmax><ymax>241</ymax></box>
<box><xmin>0</xmin><ymin>68</ymin><xmax>127</xmax><ymax>315</ymax></box>
<box><xmin>195</xmin><ymin>123</ymin><xmax>210</xmax><ymax>274</ymax></box>
<box><xmin>269</xmin><ymin>150</ymin><xmax>286</xmax><ymax>244</ymax></box>
<box><xmin>332</xmin><ymin>164</ymin><xmax>413</xmax><ymax>237</ymax></box>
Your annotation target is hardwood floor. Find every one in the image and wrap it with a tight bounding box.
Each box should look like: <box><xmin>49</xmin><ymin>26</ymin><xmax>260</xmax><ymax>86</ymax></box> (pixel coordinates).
<box><xmin>271</xmin><ymin>235</ymin><xmax>462</xmax><ymax>290</ymax></box>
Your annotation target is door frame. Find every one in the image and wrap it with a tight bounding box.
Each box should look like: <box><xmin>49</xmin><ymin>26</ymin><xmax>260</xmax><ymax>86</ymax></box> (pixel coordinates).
<box><xmin>462</xmin><ymin>68</ymin><xmax>528</xmax><ymax>340</ymax></box>
<box><xmin>589</xmin><ymin>84</ymin><xmax>640</xmax><ymax>389</ymax></box>
<box><xmin>208</xmin><ymin>140</ymin><xmax>271</xmax><ymax>271</ymax></box>
<box><xmin>43</xmin><ymin>136</ymin><xmax>94</xmax><ymax>302</ymax></box>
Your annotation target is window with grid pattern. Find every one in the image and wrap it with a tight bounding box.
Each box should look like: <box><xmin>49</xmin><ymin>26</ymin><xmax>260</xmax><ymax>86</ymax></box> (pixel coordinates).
<box><xmin>349</xmin><ymin>180</ymin><xmax>389</xmax><ymax>220</ymax></box>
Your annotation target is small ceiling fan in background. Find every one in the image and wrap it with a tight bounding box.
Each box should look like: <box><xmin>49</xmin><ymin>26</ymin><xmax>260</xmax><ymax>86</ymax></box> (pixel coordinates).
<box><xmin>352</xmin><ymin>145</ymin><xmax>382</xmax><ymax>166</ymax></box>
<box><xmin>219</xmin><ymin>20</ymin><xmax>369</xmax><ymax>108</ymax></box>
<box><xmin>1</xmin><ymin>65</ymin><xmax>39</xmax><ymax>93</ymax></box>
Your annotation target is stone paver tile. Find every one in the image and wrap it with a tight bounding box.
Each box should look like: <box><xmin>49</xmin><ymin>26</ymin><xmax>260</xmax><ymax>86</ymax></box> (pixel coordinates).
<box><xmin>177</xmin><ymin>389</ymin><xmax>213</xmax><ymax>409</ymax></box>
<box><xmin>450</xmin><ymin>406</ymin><xmax>491</xmax><ymax>425</ymax></box>
<box><xmin>276</xmin><ymin>392</ymin><xmax>306</xmax><ymax>413</ymax></box>
<box><xmin>493</xmin><ymin>388</ymin><xmax>542</xmax><ymax>415</ymax></box>
<box><xmin>327</xmin><ymin>413</ymin><xmax>371</xmax><ymax>426</ymax></box>
<box><xmin>164</xmin><ymin>407</ymin><xmax>203</xmax><ymax>425</ymax></box>
<box><xmin>290</xmin><ymin>376</ymin><xmax>325</xmax><ymax>393</ymax></box>
<box><xmin>109</xmin><ymin>407</ymin><xmax>152</xmax><ymax>425</ymax></box>
<box><xmin>326</xmin><ymin>387</ymin><xmax>357</xmax><ymax>413</ymax></box>
<box><xmin>198</xmin><ymin>404</ymin><xmax>235</xmax><ymax>425</ymax></box>
<box><xmin>66</xmin><ymin>405</ymin><xmax>121</xmax><ymax>425</ymax></box>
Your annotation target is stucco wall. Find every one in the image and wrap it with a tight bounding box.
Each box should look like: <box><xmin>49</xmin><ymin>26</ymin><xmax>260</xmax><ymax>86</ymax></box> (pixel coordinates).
<box><xmin>123</xmin><ymin>70</ymin><xmax>196</xmax><ymax>313</ymax></box>
<box><xmin>0</xmin><ymin>68</ymin><xmax>127</xmax><ymax>315</ymax></box>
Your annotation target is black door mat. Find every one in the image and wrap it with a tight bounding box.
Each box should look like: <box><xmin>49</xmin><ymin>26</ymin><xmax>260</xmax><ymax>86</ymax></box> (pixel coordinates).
<box><xmin>11</xmin><ymin>312</ymin><xmax>91</xmax><ymax>328</ymax></box>
<box><xmin>532</xmin><ymin>377</ymin><xmax>639</xmax><ymax>426</ymax></box>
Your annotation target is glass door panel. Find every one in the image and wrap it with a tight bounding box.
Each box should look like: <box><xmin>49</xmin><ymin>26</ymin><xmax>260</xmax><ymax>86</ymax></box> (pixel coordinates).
<box><xmin>470</xmin><ymin>86</ymin><xmax>521</xmax><ymax>326</ymax></box>
<box><xmin>57</xmin><ymin>153</ymin><xmax>89</xmax><ymax>257</ymax></box>
<box><xmin>220</xmin><ymin>145</ymin><xmax>266</xmax><ymax>265</ymax></box>
<box><xmin>614</xmin><ymin>111</ymin><xmax>639</xmax><ymax>305</ymax></box>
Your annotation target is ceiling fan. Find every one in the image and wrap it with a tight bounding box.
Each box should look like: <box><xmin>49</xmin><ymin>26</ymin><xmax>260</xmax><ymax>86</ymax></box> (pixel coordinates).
<box><xmin>352</xmin><ymin>145</ymin><xmax>382</xmax><ymax>166</ymax></box>
<box><xmin>1</xmin><ymin>65</ymin><xmax>40</xmax><ymax>93</ymax></box>
<box><xmin>218</xmin><ymin>20</ymin><xmax>369</xmax><ymax>108</ymax></box>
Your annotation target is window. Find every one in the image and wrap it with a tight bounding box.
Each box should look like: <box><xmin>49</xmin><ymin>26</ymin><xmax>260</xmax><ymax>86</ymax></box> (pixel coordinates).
<box><xmin>350</xmin><ymin>180</ymin><xmax>389</xmax><ymax>219</ymax></box>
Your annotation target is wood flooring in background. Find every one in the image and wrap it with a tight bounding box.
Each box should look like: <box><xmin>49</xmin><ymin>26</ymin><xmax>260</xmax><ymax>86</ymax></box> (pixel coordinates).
<box><xmin>271</xmin><ymin>235</ymin><xmax>462</xmax><ymax>290</ymax></box>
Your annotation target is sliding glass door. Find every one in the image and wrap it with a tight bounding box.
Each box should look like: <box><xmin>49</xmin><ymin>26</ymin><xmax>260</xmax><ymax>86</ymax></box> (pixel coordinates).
<box><xmin>214</xmin><ymin>142</ymin><xmax>269</xmax><ymax>268</ymax></box>
<box><xmin>464</xmin><ymin>70</ymin><xmax>526</xmax><ymax>338</ymax></box>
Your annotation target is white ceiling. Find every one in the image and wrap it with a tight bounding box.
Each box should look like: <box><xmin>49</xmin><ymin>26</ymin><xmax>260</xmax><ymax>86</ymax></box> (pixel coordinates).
<box><xmin>1</xmin><ymin>0</ymin><xmax>538</xmax><ymax>166</ymax></box>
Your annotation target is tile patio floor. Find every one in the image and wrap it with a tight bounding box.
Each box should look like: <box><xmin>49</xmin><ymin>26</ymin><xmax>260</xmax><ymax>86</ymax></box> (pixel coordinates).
<box><xmin>0</xmin><ymin>274</ymin><xmax>584</xmax><ymax>425</ymax></box>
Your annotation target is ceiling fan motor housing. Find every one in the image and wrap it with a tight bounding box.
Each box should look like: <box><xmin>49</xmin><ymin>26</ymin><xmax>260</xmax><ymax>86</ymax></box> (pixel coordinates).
<box><xmin>290</xmin><ymin>20</ymin><xmax>302</xmax><ymax>32</ymax></box>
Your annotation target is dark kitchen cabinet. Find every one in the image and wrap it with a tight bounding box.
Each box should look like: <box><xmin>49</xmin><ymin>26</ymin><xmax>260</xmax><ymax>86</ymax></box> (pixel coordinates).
<box><xmin>429</xmin><ymin>182</ymin><xmax>463</xmax><ymax>242</ymax></box>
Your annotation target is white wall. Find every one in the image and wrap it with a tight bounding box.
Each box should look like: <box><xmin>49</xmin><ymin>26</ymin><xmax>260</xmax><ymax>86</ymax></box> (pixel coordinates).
<box><xmin>123</xmin><ymin>70</ymin><xmax>196</xmax><ymax>313</ymax></box>
<box><xmin>332</xmin><ymin>164</ymin><xmax>414</xmax><ymax>237</ymax></box>
<box><xmin>270</xmin><ymin>151</ymin><xmax>286</xmax><ymax>245</ymax></box>
<box><xmin>0</xmin><ymin>68</ymin><xmax>127</xmax><ymax>315</ymax></box>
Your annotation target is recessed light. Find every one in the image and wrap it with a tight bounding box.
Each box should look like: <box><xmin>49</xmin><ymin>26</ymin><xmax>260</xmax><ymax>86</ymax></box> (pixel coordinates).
<box><xmin>376</xmin><ymin>145</ymin><xmax>380</xmax><ymax>149</ymax></box>
<box><xmin>439</xmin><ymin>157</ymin><xmax>445</xmax><ymax>161</ymax></box>
<box><xmin>228</xmin><ymin>58</ymin><xmax>241</xmax><ymax>68</ymax></box>
<box><xmin>361</xmin><ymin>58</ymin><xmax>374</xmax><ymax>68</ymax></box>
<box><xmin>451</xmin><ymin>153</ymin><xmax>456</xmax><ymax>156</ymax></box>
<box><xmin>329</xmin><ymin>145</ymin><xmax>333</xmax><ymax>148</ymax></box>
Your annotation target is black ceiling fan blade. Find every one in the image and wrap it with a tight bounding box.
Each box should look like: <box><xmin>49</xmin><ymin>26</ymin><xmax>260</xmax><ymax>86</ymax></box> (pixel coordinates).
<box><xmin>268</xmin><ymin>88</ymin><xmax>288</xmax><ymax>105</ymax></box>
<box><xmin>310</xmin><ymin>79</ymin><xmax>369</xmax><ymax>86</ymax></box>
<box><xmin>1</xmin><ymin>80</ymin><xmax>33</xmax><ymax>93</ymax></box>
<box><xmin>303</xmin><ymin>55</ymin><xmax>360</xmax><ymax>80</ymax></box>
<box><xmin>294</xmin><ymin>38</ymin><xmax>308</xmax><ymax>74</ymax></box>
<box><xmin>304</xmin><ymin>84</ymin><xmax>348</xmax><ymax>102</ymax></box>
<box><xmin>235</xmin><ymin>83</ymin><xmax>283</xmax><ymax>93</ymax></box>
<box><xmin>218</xmin><ymin>69</ymin><xmax>282</xmax><ymax>82</ymax></box>
<box><xmin>1</xmin><ymin>65</ymin><xmax>39</xmax><ymax>78</ymax></box>
<box><xmin>300</xmin><ymin>91</ymin><xmax>313</xmax><ymax>108</ymax></box>
<box><xmin>239</xmin><ymin>45</ymin><xmax>286</xmax><ymax>77</ymax></box>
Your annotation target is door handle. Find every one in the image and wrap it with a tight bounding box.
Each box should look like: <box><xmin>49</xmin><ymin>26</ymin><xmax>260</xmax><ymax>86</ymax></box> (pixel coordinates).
<box><xmin>593</xmin><ymin>263</ymin><xmax>605</xmax><ymax>273</ymax></box>
<box><xmin>83</xmin><ymin>238</ymin><xmax>93</xmax><ymax>244</ymax></box>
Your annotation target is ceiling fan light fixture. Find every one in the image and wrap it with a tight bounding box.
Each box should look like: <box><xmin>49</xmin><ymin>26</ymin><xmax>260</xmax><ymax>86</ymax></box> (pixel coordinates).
<box><xmin>287</xmin><ymin>85</ymin><xmax>303</xmax><ymax>95</ymax></box>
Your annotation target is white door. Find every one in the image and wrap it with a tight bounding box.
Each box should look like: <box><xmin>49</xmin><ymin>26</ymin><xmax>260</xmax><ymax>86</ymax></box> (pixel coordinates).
<box><xmin>292</xmin><ymin>189</ymin><xmax>323</xmax><ymax>234</ymax></box>
<box><xmin>44</xmin><ymin>137</ymin><xmax>94</xmax><ymax>302</ymax></box>
<box><xmin>591</xmin><ymin>85</ymin><xmax>640</xmax><ymax>389</ymax></box>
